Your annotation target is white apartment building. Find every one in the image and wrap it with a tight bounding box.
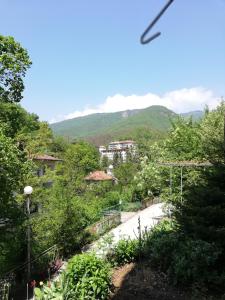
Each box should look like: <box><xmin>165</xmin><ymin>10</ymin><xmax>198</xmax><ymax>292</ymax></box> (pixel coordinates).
<box><xmin>99</xmin><ymin>140</ymin><xmax>136</xmax><ymax>162</ymax></box>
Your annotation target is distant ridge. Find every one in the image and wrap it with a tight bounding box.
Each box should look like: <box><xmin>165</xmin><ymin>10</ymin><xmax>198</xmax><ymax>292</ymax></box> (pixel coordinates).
<box><xmin>50</xmin><ymin>106</ymin><xmax>203</xmax><ymax>145</ymax></box>
<box><xmin>180</xmin><ymin>110</ymin><xmax>203</xmax><ymax>120</ymax></box>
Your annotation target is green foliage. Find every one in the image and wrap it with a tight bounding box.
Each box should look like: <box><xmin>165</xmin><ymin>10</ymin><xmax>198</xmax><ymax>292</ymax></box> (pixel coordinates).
<box><xmin>141</xmin><ymin>221</ymin><xmax>180</xmax><ymax>271</ymax></box>
<box><xmin>129</xmin><ymin>102</ymin><xmax>225</xmax><ymax>294</ymax></box>
<box><xmin>49</xmin><ymin>136</ymin><xmax>69</xmax><ymax>156</ymax></box>
<box><xmin>121</xmin><ymin>201</ymin><xmax>142</xmax><ymax>212</ymax></box>
<box><xmin>114</xmin><ymin>162</ymin><xmax>138</xmax><ymax>187</ymax></box>
<box><xmin>31</xmin><ymin>186</ymin><xmax>91</xmax><ymax>257</ymax></box>
<box><xmin>174</xmin><ymin>166</ymin><xmax>225</xmax><ymax>247</ymax></box>
<box><xmin>100</xmin><ymin>155</ymin><xmax>109</xmax><ymax>170</ymax></box>
<box><xmin>135</xmin><ymin>103</ymin><xmax>225</xmax><ymax>204</ymax></box>
<box><xmin>0</xmin><ymin>131</ymin><xmax>28</xmax><ymax>202</ymax></box>
<box><xmin>112</xmin><ymin>239</ymin><xmax>139</xmax><ymax>265</ymax></box>
<box><xmin>113</xmin><ymin>220</ymin><xmax>225</xmax><ymax>289</ymax></box>
<box><xmin>200</xmin><ymin>101</ymin><xmax>225</xmax><ymax>163</ymax></box>
<box><xmin>141</xmin><ymin>221</ymin><xmax>224</xmax><ymax>288</ymax></box>
<box><xmin>34</xmin><ymin>273</ymin><xmax>72</xmax><ymax>300</ymax></box>
<box><xmin>163</xmin><ymin>117</ymin><xmax>202</xmax><ymax>161</ymax></box>
<box><xmin>102</xmin><ymin>191</ymin><xmax>121</xmax><ymax>207</ymax></box>
<box><xmin>96</xmin><ymin>233</ymin><xmax>115</xmax><ymax>257</ymax></box>
<box><xmin>0</xmin><ymin>130</ymin><xmax>31</xmax><ymax>273</ymax></box>
<box><xmin>35</xmin><ymin>254</ymin><xmax>111</xmax><ymax>300</ymax></box>
<box><xmin>170</xmin><ymin>239</ymin><xmax>222</xmax><ymax>286</ymax></box>
<box><xmin>19</xmin><ymin>122</ymin><xmax>54</xmax><ymax>156</ymax></box>
<box><xmin>0</xmin><ymin>35</ymin><xmax>32</xmax><ymax>103</ymax></box>
<box><xmin>0</xmin><ymin>102</ymin><xmax>40</xmax><ymax>138</ymax></box>
<box><xmin>66</xmin><ymin>253</ymin><xmax>111</xmax><ymax>299</ymax></box>
<box><xmin>134</xmin><ymin>159</ymin><xmax>166</xmax><ymax>199</ymax></box>
<box><xmin>62</xmin><ymin>141</ymin><xmax>99</xmax><ymax>194</ymax></box>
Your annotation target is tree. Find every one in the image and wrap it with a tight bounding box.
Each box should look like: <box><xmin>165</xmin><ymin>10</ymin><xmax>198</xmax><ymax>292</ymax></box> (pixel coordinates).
<box><xmin>100</xmin><ymin>155</ymin><xmax>109</xmax><ymax>170</ymax></box>
<box><xmin>18</xmin><ymin>122</ymin><xmax>54</xmax><ymax>156</ymax></box>
<box><xmin>0</xmin><ymin>130</ymin><xmax>31</xmax><ymax>273</ymax></box>
<box><xmin>0</xmin><ymin>131</ymin><xmax>29</xmax><ymax>210</ymax></box>
<box><xmin>163</xmin><ymin>117</ymin><xmax>202</xmax><ymax>161</ymax></box>
<box><xmin>173</xmin><ymin>103</ymin><xmax>225</xmax><ymax>245</ymax></box>
<box><xmin>0</xmin><ymin>102</ymin><xmax>39</xmax><ymax>138</ymax></box>
<box><xmin>31</xmin><ymin>183</ymin><xmax>91</xmax><ymax>257</ymax></box>
<box><xmin>62</xmin><ymin>141</ymin><xmax>99</xmax><ymax>195</ymax></box>
<box><xmin>0</xmin><ymin>35</ymin><xmax>32</xmax><ymax>103</ymax></box>
<box><xmin>114</xmin><ymin>162</ymin><xmax>138</xmax><ymax>187</ymax></box>
<box><xmin>175</xmin><ymin>166</ymin><xmax>225</xmax><ymax>247</ymax></box>
<box><xmin>200</xmin><ymin>101</ymin><xmax>225</xmax><ymax>163</ymax></box>
<box><xmin>112</xmin><ymin>152</ymin><xmax>120</xmax><ymax>167</ymax></box>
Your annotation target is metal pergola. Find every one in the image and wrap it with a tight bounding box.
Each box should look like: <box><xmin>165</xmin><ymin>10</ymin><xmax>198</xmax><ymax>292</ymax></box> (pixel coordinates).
<box><xmin>157</xmin><ymin>161</ymin><xmax>213</xmax><ymax>202</ymax></box>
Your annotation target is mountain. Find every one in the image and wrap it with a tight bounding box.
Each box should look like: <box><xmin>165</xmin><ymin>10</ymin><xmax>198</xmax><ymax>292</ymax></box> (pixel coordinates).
<box><xmin>50</xmin><ymin>106</ymin><xmax>203</xmax><ymax>145</ymax></box>
<box><xmin>180</xmin><ymin>110</ymin><xmax>204</xmax><ymax>120</ymax></box>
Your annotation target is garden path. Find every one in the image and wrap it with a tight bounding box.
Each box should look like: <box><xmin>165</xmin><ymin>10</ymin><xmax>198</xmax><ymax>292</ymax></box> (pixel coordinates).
<box><xmin>53</xmin><ymin>203</ymin><xmax>165</xmax><ymax>283</ymax></box>
<box><xmin>90</xmin><ymin>203</ymin><xmax>165</xmax><ymax>256</ymax></box>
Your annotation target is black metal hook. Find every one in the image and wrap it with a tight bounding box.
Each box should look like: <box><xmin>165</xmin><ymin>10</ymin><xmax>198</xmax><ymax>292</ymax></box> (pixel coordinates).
<box><xmin>140</xmin><ymin>0</ymin><xmax>175</xmax><ymax>45</ymax></box>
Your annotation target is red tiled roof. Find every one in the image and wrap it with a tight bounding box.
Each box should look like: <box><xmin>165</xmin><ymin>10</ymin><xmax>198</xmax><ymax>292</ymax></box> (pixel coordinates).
<box><xmin>85</xmin><ymin>171</ymin><xmax>113</xmax><ymax>181</ymax></box>
<box><xmin>33</xmin><ymin>154</ymin><xmax>62</xmax><ymax>161</ymax></box>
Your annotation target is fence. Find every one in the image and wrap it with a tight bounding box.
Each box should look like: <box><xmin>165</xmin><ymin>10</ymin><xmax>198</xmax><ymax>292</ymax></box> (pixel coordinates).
<box><xmin>90</xmin><ymin>211</ymin><xmax>121</xmax><ymax>236</ymax></box>
<box><xmin>89</xmin><ymin>203</ymin><xmax>121</xmax><ymax>236</ymax></box>
<box><xmin>0</xmin><ymin>203</ymin><xmax>122</xmax><ymax>299</ymax></box>
<box><xmin>141</xmin><ymin>196</ymin><xmax>161</xmax><ymax>209</ymax></box>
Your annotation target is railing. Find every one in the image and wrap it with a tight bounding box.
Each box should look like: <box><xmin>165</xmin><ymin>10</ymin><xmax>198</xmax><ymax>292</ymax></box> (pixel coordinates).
<box><xmin>1</xmin><ymin>198</ymin><xmax>164</xmax><ymax>298</ymax></box>
<box><xmin>0</xmin><ymin>244</ymin><xmax>62</xmax><ymax>300</ymax></box>
<box><xmin>88</xmin><ymin>203</ymin><xmax>122</xmax><ymax>236</ymax></box>
<box><xmin>141</xmin><ymin>197</ymin><xmax>161</xmax><ymax>208</ymax></box>
<box><xmin>101</xmin><ymin>203</ymin><xmax>121</xmax><ymax>215</ymax></box>
<box><xmin>0</xmin><ymin>202</ymin><xmax>123</xmax><ymax>299</ymax></box>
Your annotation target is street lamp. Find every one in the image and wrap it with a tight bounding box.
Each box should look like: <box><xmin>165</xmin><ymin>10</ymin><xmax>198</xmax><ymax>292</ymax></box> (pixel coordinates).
<box><xmin>24</xmin><ymin>186</ymin><xmax>33</xmax><ymax>283</ymax></box>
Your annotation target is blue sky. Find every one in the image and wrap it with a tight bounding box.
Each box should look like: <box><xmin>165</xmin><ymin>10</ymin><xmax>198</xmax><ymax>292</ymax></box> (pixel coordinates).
<box><xmin>1</xmin><ymin>0</ymin><xmax>225</xmax><ymax>122</ymax></box>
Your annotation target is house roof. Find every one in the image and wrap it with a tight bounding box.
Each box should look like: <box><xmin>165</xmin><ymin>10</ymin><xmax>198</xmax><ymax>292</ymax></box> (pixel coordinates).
<box><xmin>109</xmin><ymin>140</ymin><xmax>135</xmax><ymax>145</ymax></box>
<box><xmin>85</xmin><ymin>171</ymin><xmax>113</xmax><ymax>181</ymax></box>
<box><xmin>33</xmin><ymin>154</ymin><xmax>62</xmax><ymax>162</ymax></box>
<box><xmin>101</xmin><ymin>148</ymin><xmax>128</xmax><ymax>153</ymax></box>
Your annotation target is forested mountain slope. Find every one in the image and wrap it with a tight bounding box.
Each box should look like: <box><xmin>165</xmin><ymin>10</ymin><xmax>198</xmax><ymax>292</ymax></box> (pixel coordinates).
<box><xmin>50</xmin><ymin>106</ymin><xmax>202</xmax><ymax>145</ymax></box>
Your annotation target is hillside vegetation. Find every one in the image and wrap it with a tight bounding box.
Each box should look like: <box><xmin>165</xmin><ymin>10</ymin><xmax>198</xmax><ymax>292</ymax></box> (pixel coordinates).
<box><xmin>50</xmin><ymin>106</ymin><xmax>175</xmax><ymax>144</ymax></box>
<box><xmin>50</xmin><ymin>106</ymin><xmax>203</xmax><ymax>145</ymax></box>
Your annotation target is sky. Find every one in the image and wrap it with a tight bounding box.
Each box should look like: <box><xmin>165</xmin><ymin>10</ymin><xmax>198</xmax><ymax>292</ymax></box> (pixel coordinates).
<box><xmin>1</xmin><ymin>0</ymin><xmax>225</xmax><ymax>123</ymax></box>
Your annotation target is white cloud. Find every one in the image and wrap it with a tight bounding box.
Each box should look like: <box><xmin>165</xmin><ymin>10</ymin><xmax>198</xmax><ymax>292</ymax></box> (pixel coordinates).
<box><xmin>50</xmin><ymin>87</ymin><xmax>220</xmax><ymax>123</ymax></box>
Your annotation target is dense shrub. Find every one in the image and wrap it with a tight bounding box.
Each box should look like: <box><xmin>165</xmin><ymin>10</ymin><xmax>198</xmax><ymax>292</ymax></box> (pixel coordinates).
<box><xmin>142</xmin><ymin>220</ymin><xmax>179</xmax><ymax>271</ymax></box>
<box><xmin>141</xmin><ymin>220</ymin><xmax>224</xmax><ymax>289</ymax></box>
<box><xmin>66</xmin><ymin>253</ymin><xmax>111</xmax><ymax>300</ymax></box>
<box><xmin>170</xmin><ymin>239</ymin><xmax>222</xmax><ymax>286</ymax></box>
<box><xmin>35</xmin><ymin>254</ymin><xmax>111</xmax><ymax>299</ymax></box>
<box><xmin>34</xmin><ymin>273</ymin><xmax>72</xmax><ymax>300</ymax></box>
<box><xmin>112</xmin><ymin>239</ymin><xmax>139</xmax><ymax>265</ymax></box>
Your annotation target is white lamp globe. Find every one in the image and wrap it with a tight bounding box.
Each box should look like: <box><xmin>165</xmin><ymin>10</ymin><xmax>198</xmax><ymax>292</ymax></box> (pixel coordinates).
<box><xmin>24</xmin><ymin>186</ymin><xmax>33</xmax><ymax>195</ymax></box>
<box><xmin>108</xmin><ymin>165</ymin><xmax>113</xmax><ymax>170</ymax></box>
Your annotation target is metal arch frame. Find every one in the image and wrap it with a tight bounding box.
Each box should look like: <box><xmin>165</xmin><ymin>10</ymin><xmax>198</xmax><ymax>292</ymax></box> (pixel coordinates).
<box><xmin>158</xmin><ymin>161</ymin><xmax>213</xmax><ymax>202</ymax></box>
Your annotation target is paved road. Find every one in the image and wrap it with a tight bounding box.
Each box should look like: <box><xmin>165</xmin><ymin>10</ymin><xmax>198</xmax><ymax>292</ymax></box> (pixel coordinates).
<box><xmin>120</xmin><ymin>211</ymin><xmax>137</xmax><ymax>223</ymax></box>
<box><xmin>90</xmin><ymin>203</ymin><xmax>165</xmax><ymax>255</ymax></box>
<box><xmin>55</xmin><ymin>203</ymin><xmax>165</xmax><ymax>280</ymax></box>
<box><xmin>110</xmin><ymin>203</ymin><xmax>165</xmax><ymax>244</ymax></box>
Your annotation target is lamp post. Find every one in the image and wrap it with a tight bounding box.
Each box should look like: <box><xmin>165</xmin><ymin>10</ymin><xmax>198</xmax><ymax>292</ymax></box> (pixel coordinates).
<box><xmin>119</xmin><ymin>199</ymin><xmax>122</xmax><ymax>211</ymax></box>
<box><xmin>24</xmin><ymin>186</ymin><xmax>33</xmax><ymax>283</ymax></box>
